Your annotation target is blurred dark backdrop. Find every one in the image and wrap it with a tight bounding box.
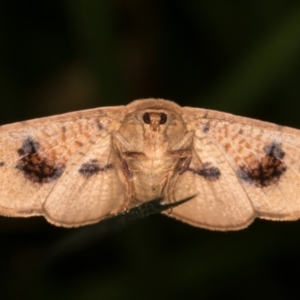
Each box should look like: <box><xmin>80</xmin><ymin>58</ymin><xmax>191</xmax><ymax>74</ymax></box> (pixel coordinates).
<box><xmin>1</xmin><ymin>0</ymin><xmax>300</xmax><ymax>299</ymax></box>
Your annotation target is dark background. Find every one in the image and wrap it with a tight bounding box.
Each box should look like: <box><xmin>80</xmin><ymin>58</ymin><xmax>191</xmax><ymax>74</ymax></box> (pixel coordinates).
<box><xmin>1</xmin><ymin>0</ymin><xmax>300</xmax><ymax>299</ymax></box>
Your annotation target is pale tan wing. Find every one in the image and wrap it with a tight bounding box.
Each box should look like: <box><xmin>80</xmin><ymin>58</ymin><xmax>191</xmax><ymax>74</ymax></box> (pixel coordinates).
<box><xmin>168</xmin><ymin>107</ymin><xmax>300</xmax><ymax>230</ymax></box>
<box><xmin>167</xmin><ymin>126</ymin><xmax>255</xmax><ymax>230</ymax></box>
<box><xmin>43</xmin><ymin>130</ymin><xmax>126</xmax><ymax>227</ymax></box>
<box><xmin>0</xmin><ymin>106</ymin><xmax>125</xmax><ymax>222</ymax></box>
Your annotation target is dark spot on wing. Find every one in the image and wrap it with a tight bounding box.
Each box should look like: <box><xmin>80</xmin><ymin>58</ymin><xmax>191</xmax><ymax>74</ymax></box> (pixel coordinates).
<box><xmin>16</xmin><ymin>137</ymin><xmax>65</xmax><ymax>183</ymax></box>
<box><xmin>17</xmin><ymin>137</ymin><xmax>39</xmax><ymax>156</ymax></box>
<box><xmin>237</xmin><ymin>141</ymin><xmax>286</xmax><ymax>187</ymax></box>
<box><xmin>0</xmin><ymin>162</ymin><xmax>5</xmax><ymax>167</ymax></box>
<box><xmin>189</xmin><ymin>163</ymin><xmax>221</xmax><ymax>181</ymax></box>
<box><xmin>97</xmin><ymin>123</ymin><xmax>104</xmax><ymax>130</ymax></box>
<box><xmin>264</xmin><ymin>141</ymin><xmax>285</xmax><ymax>159</ymax></box>
<box><xmin>202</xmin><ymin>122</ymin><xmax>210</xmax><ymax>133</ymax></box>
<box><xmin>79</xmin><ymin>159</ymin><xmax>113</xmax><ymax>177</ymax></box>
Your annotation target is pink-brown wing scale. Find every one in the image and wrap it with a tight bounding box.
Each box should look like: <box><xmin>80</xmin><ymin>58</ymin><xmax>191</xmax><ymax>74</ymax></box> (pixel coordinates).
<box><xmin>168</xmin><ymin>107</ymin><xmax>300</xmax><ymax>230</ymax></box>
<box><xmin>0</xmin><ymin>106</ymin><xmax>126</xmax><ymax>226</ymax></box>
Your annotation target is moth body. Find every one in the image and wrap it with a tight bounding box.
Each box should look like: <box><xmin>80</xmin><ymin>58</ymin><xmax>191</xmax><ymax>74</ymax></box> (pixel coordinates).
<box><xmin>114</xmin><ymin>106</ymin><xmax>192</xmax><ymax>202</ymax></box>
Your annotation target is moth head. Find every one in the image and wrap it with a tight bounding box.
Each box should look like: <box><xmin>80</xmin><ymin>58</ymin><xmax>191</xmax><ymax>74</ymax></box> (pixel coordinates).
<box><xmin>121</xmin><ymin>109</ymin><xmax>174</xmax><ymax>134</ymax></box>
<box><xmin>142</xmin><ymin>112</ymin><xmax>167</xmax><ymax>131</ymax></box>
<box><xmin>118</xmin><ymin>109</ymin><xmax>186</xmax><ymax>151</ymax></box>
<box><xmin>139</xmin><ymin>109</ymin><xmax>187</xmax><ymax>136</ymax></box>
<box><xmin>124</xmin><ymin>99</ymin><xmax>184</xmax><ymax>134</ymax></box>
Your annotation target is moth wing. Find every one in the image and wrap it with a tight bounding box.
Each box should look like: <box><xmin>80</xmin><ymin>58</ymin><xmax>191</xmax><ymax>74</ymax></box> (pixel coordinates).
<box><xmin>169</xmin><ymin>107</ymin><xmax>300</xmax><ymax>230</ymax></box>
<box><xmin>43</xmin><ymin>131</ymin><xmax>126</xmax><ymax>227</ymax></box>
<box><xmin>167</xmin><ymin>128</ymin><xmax>255</xmax><ymax>230</ymax></box>
<box><xmin>0</xmin><ymin>106</ymin><xmax>125</xmax><ymax>223</ymax></box>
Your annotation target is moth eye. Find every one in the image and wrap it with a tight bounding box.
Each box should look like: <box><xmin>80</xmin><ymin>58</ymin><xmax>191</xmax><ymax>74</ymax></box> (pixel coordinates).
<box><xmin>143</xmin><ymin>112</ymin><xmax>151</xmax><ymax>124</ymax></box>
<box><xmin>159</xmin><ymin>113</ymin><xmax>167</xmax><ymax>124</ymax></box>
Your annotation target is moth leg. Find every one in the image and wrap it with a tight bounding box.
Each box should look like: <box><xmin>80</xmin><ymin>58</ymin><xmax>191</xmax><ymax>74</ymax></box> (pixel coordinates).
<box><xmin>166</xmin><ymin>132</ymin><xmax>194</xmax><ymax>207</ymax></box>
<box><xmin>168</xmin><ymin>131</ymin><xmax>193</xmax><ymax>174</ymax></box>
<box><xmin>112</xmin><ymin>131</ymin><xmax>146</xmax><ymax>209</ymax></box>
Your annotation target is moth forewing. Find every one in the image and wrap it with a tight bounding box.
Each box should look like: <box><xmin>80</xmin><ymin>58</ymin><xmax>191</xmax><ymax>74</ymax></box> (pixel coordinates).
<box><xmin>167</xmin><ymin>128</ymin><xmax>255</xmax><ymax>230</ymax></box>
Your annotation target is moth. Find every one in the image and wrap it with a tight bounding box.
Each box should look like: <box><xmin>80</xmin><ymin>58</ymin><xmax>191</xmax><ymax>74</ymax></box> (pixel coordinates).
<box><xmin>0</xmin><ymin>98</ymin><xmax>299</xmax><ymax>230</ymax></box>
